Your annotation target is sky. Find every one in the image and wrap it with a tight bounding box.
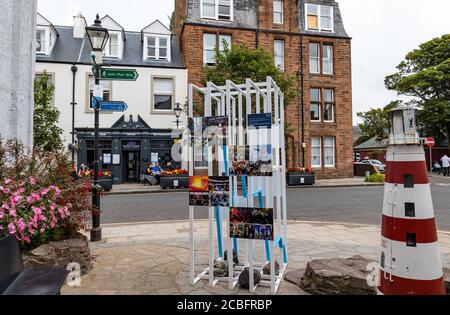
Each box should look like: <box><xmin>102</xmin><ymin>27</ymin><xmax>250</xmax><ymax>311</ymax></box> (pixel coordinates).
<box><xmin>37</xmin><ymin>0</ymin><xmax>450</xmax><ymax>124</ymax></box>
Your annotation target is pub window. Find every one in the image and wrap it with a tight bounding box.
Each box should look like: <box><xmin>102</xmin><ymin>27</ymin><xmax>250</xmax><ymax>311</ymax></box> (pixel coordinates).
<box><xmin>405</xmin><ymin>202</ymin><xmax>416</xmax><ymax>217</ymax></box>
<box><xmin>152</xmin><ymin>77</ymin><xmax>174</xmax><ymax>111</ymax></box>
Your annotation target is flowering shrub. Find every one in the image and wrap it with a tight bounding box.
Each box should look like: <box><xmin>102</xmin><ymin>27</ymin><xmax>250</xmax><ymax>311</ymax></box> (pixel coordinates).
<box><xmin>82</xmin><ymin>170</ymin><xmax>111</xmax><ymax>178</ymax></box>
<box><xmin>287</xmin><ymin>167</ymin><xmax>314</xmax><ymax>174</ymax></box>
<box><xmin>160</xmin><ymin>169</ymin><xmax>188</xmax><ymax>175</ymax></box>
<box><xmin>0</xmin><ymin>138</ymin><xmax>91</xmax><ymax>250</ymax></box>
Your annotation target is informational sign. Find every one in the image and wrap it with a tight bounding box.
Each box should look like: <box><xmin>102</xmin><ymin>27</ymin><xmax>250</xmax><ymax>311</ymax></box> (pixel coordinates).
<box><xmin>99</xmin><ymin>101</ymin><xmax>128</xmax><ymax>112</ymax></box>
<box><xmin>112</xmin><ymin>154</ymin><xmax>121</xmax><ymax>165</ymax></box>
<box><xmin>248</xmin><ymin>113</ymin><xmax>272</xmax><ymax>129</ymax></box>
<box><xmin>103</xmin><ymin>153</ymin><xmax>111</xmax><ymax>165</ymax></box>
<box><xmin>229</xmin><ymin>207</ymin><xmax>274</xmax><ymax>241</ymax></box>
<box><xmin>151</xmin><ymin>153</ymin><xmax>159</xmax><ymax>164</ymax></box>
<box><xmin>100</xmin><ymin>68</ymin><xmax>139</xmax><ymax>81</ymax></box>
<box><xmin>91</xmin><ymin>84</ymin><xmax>103</xmax><ymax>108</ymax></box>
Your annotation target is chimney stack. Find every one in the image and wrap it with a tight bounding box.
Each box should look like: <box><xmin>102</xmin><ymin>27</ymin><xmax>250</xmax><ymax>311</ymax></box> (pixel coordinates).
<box><xmin>73</xmin><ymin>12</ymin><xmax>87</xmax><ymax>39</ymax></box>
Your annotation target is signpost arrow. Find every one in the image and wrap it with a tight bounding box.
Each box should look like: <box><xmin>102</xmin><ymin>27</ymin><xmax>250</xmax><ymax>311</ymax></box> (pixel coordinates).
<box><xmin>100</xmin><ymin>68</ymin><xmax>138</xmax><ymax>81</ymax></box>
<box><xmin>99</xmin><ymin>101</ymin><xmax>128</xmax><ymax>112</ymax></box>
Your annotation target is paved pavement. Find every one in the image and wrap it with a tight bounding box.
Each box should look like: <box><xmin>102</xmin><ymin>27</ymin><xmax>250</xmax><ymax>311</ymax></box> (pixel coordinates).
<box><xmin>101</xmin><ymin>176</ymin><xmax>450</xmax><ymax>230</ymax></box>
<box><xmin>61</xmin><ymin>220</ymin><xmax>450</xmax><ymax>295</ymax></box>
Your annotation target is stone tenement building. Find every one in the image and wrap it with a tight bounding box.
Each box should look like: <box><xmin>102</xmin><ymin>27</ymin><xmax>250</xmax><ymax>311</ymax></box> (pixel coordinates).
<box><xmin>172</xmin><ymin>0</ymin><xmax>353</xmax><ymax>179</ymax></box>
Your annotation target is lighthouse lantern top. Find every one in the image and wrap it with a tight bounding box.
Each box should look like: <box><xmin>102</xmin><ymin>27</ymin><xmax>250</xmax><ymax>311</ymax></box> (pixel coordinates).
<box><xmin>387</xmin><ymin>104</ymin><xmax>421</xmax><ymax>145</ymax></box>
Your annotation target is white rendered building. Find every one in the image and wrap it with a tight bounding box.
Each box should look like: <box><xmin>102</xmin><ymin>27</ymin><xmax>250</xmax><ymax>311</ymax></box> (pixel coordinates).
<box><xmin>35</xmin><ymin>13</ymin><xmax>188</xmax><ymax>183</ymax></box>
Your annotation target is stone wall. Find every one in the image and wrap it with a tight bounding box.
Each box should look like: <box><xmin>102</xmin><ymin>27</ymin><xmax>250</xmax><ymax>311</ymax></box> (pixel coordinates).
<box><xmin>0</xmin><ymin>0</ymin><xmax>36</xmax><ymax>148</ymax></box>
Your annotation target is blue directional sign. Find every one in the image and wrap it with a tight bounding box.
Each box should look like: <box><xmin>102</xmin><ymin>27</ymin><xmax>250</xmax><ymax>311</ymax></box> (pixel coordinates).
<box><xmin>99</xmin><ymin>101</ymin><xmax>128</xmax><ymax>112</ymax></box>
<box><xmin>91</xmin><ymin>96</ymin><xmax>103</xmax><ymax>109</ymax></box>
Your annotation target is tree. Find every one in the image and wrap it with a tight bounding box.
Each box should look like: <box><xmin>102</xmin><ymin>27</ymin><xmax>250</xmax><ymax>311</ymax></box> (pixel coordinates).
<box><xmin>385</xmin><ymin>34</ymin><xmax>450</xmax><ymax>149</ymax></box>
<box><xmin>356</xmin><ymin>101</ymin><xmax>398</xmax><ymax>145</ymax></box>
<box><xmin>205</xmin><ymin>43</ymin><xmax>297</xmax><ymax>109</ymax></box>
<box><xmin>33</xmin><ymin>72</ymin><xmax>63</xmax><ymax>151</ymax></box>
<box><xmin>204</xmin><ymin>43</ymin><xmax>297</xmax><ymax>135</ymax></box>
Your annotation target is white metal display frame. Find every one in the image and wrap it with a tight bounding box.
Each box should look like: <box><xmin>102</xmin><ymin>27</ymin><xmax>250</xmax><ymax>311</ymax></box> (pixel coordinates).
<box><xmin>188</xmin><ymin>77</ymin><xmax>288</xmax><ymax>294</ymax></box>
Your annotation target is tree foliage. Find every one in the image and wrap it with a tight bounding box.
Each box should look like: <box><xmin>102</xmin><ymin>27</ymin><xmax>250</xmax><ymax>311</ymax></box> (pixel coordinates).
<box><xmin>33</xmin><ymin>72</ymin><xmax>63</xmax><ymax>151</ymax></box>
<box><xmin>385</xmin><ymin>34</ymin><xmax>450</xmax><ymax>147</ymax></box>
<box><xmin>205</xmin><ymin>43</ymin><xmax>297</xmax><ymax>108</ymax></box>
<box><xmin>356</xmin><ymin>101</ymin><xmax>398</xmax><ymax>145</ymax></box>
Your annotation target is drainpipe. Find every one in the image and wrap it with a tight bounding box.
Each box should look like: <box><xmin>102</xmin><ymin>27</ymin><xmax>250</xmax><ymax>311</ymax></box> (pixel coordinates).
<box><xmin>71</xmin><ymin>64</ymin><xmax>78</xmax><ymax>163</ymax></box>
<box><xmin>299</xmin><ymin>34</ymin><xmax>305</xmax><ymax>168</ymax></box>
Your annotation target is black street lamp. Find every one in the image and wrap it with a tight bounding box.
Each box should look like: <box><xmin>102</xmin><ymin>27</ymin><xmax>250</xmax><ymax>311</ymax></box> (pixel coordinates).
<box><xmin>85</xmin><ymin>14</ymin><xmax>109</xmax><ymax>242</ymax></box>
<box><xmin>174</xmin><ymin>103</ymin><xmax>183</xmax><ymax>129</ymax></box>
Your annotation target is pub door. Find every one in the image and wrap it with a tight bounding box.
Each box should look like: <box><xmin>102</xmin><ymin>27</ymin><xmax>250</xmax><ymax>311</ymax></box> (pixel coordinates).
<box><xmin>123</xmin><ymin>151</ymin><xmax>140</xmax><ymax>183</ymax></box>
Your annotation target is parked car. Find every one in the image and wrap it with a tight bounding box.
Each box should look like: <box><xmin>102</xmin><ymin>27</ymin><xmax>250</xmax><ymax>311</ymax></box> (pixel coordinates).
<box><xmin>359</xmin><ymin>159</ymin><xmax>386</xmax><ymax>173</ymax></box>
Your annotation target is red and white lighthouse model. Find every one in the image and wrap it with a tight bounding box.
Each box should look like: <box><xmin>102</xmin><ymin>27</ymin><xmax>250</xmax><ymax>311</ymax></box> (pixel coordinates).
<box><xmin>378</xmin><ymin>105</ymin><xmax>445</xmax><ymax>295</ymax></box>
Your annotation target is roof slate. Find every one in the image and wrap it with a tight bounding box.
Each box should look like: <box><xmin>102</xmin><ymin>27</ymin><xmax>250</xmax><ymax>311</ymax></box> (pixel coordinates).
<box><xmin>36</xmin><ymin>26</ymin><xmax>185</xmax><ymax>69</ymax></box>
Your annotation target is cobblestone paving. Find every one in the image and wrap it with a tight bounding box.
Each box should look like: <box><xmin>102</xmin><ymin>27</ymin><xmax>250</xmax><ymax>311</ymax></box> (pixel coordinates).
<box><xmin>61</xmin><ymin>221</ymin><xmax>450</xmax><ymax>295</ymax></box>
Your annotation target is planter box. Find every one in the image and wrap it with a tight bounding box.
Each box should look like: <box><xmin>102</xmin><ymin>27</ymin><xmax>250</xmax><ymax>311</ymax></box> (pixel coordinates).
<box><xmin>97</xmin><ymin>177</ymin><xmax>113</xmax><ymax>192</ymax></box>
<box><xmin>160</xmin><ymin>174</ymin><xmax>189</xmax><ymax>189</ymax></box>
<box><xmin>286</xmin><ymin>173</ymin><xmax>315</xmax><ymax>186</ymax></box>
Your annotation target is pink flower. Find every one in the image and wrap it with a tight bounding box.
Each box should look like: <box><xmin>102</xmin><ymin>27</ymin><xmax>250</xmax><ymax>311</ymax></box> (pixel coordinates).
<box><xmin>23</xmin><ymin>236</ymin><xmax>31</xmax><ymax>243</ymax></box>
<box><xmin>29</xmin><ymin>177</ymin><xmax>37</xmax><ymax>185</ymax></box>
<box><xmin>4</xmin><ymin>179</ymin><xmax>12</xmax><ymax>185</ymax></box>
<box><xmin>10</xmin><ymin>195</ymin><xmax>22</xmax><ymax>206</ymax></box>
<box><xmin>32</xmin><ymin>206</ymin><xmax>42</xmax><ymax>216</ymax></box>
<box><xmin>31</xmin><ymin>192</ymin><xmax>41</xmax><ymax>202</ymax></box>
<box><xmin>26</xmin><ymin>196</ymin><xmax>34</xmax><ymax>204</ymax></box>
<box><xmin>8</xmin><ymin>222</ymin><xmax>16</xmax><ymax>234</ymax></box>
<box><xmin>40</xmin><ymin>188</ymin><xmax>50</xmax><ymax>196</ymax></box>
<box><xmin>9</xmin><ymin>208</ymin><xmax>17</xmax><ymax>218</ymax></box>
<box><xmin>17</xmin><ymin>219</ymin><xmax>26</xmax><ymax>232</ymax></box>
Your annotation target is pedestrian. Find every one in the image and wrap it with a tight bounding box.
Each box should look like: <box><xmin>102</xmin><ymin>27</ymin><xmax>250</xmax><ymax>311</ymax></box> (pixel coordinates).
<box><xmin>441</xmin><ymin>154</ymin><xmax>450</xmax><ymax>177</ymax></box>
<box><xmin>433</xmin><ymin>161</ymin><xmax>442</xmax><ymax>175</ymax></box>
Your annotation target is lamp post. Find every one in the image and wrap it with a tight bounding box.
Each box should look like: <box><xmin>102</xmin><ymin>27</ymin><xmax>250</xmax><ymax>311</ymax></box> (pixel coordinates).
<box><xmin>174</xmin><ymin>103</ymin><xmax>183</xmax><ymax>130</ymax></box>
<box><xmin>85</xmin><ymin>14</ymin><xmax>109</xmax><ymax>242</ymax></box>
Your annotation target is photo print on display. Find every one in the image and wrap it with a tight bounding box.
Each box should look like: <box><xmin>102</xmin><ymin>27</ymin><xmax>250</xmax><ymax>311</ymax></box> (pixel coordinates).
<box><xmin>229</xmin><ymin>207</ymin><xmax>274</xmax><ymax>241</ymax></box>
<box><xmin>189</xmin><ymin>176</ymin><xmax>209</xmax><ymax>206</ymax></box>
<box><xmin>209</xmin><ymin>176</ymin><xmax>230</xmax><ymax>207</ymax></box>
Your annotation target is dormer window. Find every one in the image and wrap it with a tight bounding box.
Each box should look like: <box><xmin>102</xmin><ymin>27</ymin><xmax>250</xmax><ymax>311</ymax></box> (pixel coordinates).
<box><xmin>145</xmin><ymin>35</ymin><xmax>170</xmax><ymax>61</ymax></box>
<box><xmin>103</xmin><ymin>32</ymin><xmax>122</xmax><ymax>58</ymax></box>
<box><xmin>201</xmin><ymin>0</ymin><xmax>233</xmax><ymax>21</ymax></box>
<box><xmin>36</xmin><ymin>29</ymin><xmax>47</xmax><ymax>54</ymax></box>
<box><xmin>36</xmin><ymin>13</ymin><xmax>58</xmax><ymax>56</ymax></box>
<box><xmin>305</xmin><ymin>4</ymin><xmax>334</xmax><ymax>32</ymax></box>
<box><xmin>141</xmin><ymin>20</ymin><xmax>172</xmax><ymax>62</ymax></box>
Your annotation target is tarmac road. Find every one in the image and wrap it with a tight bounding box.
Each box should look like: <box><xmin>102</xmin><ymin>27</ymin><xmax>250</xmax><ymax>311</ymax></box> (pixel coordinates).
<box><xmin>101</xmin><ymin>181</ymin><xmax>450</xmax><ymax>231</ymax></box>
